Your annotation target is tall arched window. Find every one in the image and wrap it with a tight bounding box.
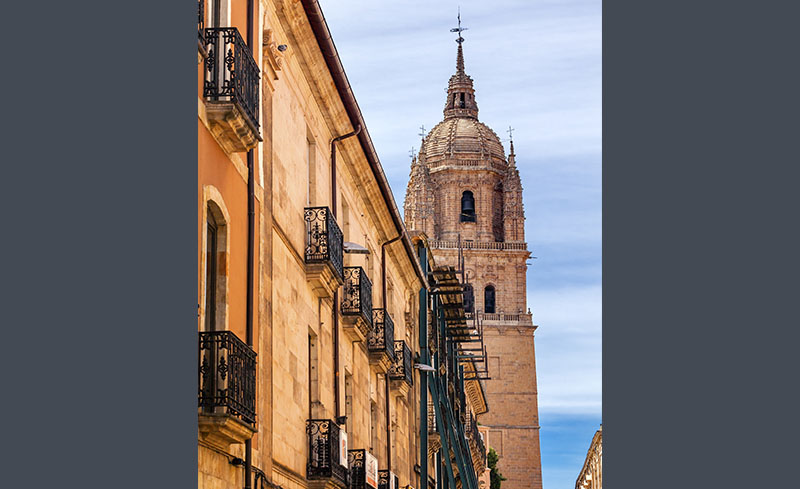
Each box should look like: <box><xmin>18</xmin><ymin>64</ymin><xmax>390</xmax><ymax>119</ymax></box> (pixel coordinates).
<box><xmin>463</xmin><ymin>284</ymin><xmax>474</xmax><ymax>313</ymax></box>
<box><xmin>461</xmin><ymin>190</ymin><xmax>476</xmax><ymax>222</ymax></box>
<box><xmin>205</xmin><ymin>211</ymin><xmax>218</xmax><ymax>331</ymax></box>
<box><xmin>204</xmin><ymin>200</ymin><xmax>228</xmax><ymax>332</ymax></box>
<box><xmin>484</xmin><ymin>285</ymin><xmax>496</xmax><ymax>314</ymax></box>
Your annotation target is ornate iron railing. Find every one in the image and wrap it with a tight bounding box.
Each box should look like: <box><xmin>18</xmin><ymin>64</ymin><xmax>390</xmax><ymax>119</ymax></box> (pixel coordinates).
<box><xmin>388</xmin><ymin>340</ymin><xmax>413</xmax><ymax>385</ymax></box>
<box><xmin>307</xmin><ymin>419</ymin><xmax>348</xmax><ymax>486</ymax></box>
<box><xmin>305</xmin><ymin>207</ymin><xmax>344</xmax><ymax>281</ymax></box>
<box><xmin>427</xmin><ymin>401</ymin><xmax>437</xmax><ymax>433</ymax></box>
<box><xmin>342</xmin><ymin>267</ymin><xmax>372</xmax><ymax>325</ymax></box>
<box><xmin>369</xmin><ymin>309</ymin><xmax>395</xmax><ymax>360</ymax></box>
<box><xmin>465</xmin><ymin>413</ymin><xmax>486</xmax><ymax>467</ymax></box>
<box><xmin>349</xmin><ymin>450</ymin><xmax>373</xmax><ymax>489</ymax></box>
<box><xmin>378</xmin><ymin>470</ymin><xmax>398</xmax><ymax>489</ymax></box>
<box><xmin>198</xmin><ymin>330</ymin><xmax>257</xmax><ymax>425</ymax></box>
<box><xmin>203</xmin><ymin>27</ymin><xmax>260</xmax><ymax>132</ymax></box>
<box><xmin>198</xmin><ymin>0</ymin><xmax>204</xmax><ymax>43</ymax></box>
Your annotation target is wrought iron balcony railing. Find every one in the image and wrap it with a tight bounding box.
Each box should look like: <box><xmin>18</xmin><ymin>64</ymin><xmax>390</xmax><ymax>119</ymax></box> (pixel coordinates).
<box><xmin>378</xmin><ymin>470</ymin><xmax>398</xmax><ymax>489</ymax></box>
<box><xmin>465</xmin><ymin>413</ymin><xmax>486</xmax><ymax>467</ymax></box>
<box><xmin>369</xmin><ymin>309</ymin><xmax>395</xmax><ymax>360</ymax></box>
<box><xmin>388</xmin><ymin>340</ymin><xmax>413</xmax><ymax>385</ymax></box>
<box><xmin>198</xmin><ymin>330</ymin><xmax>257</xmax><ymax>426</ymax></box>
<box><xmin>307</xmin><ymin>419</ymin><xmax>348</xmax><ymax>487</ymax></box>
<box><xmin>349</xmin><ymin>449</ymin><xmax>378</xmax><ymax>489</ymax></box>
<box><xmin>305</xmin><ymin>207</ymin><xmax>344</xmax><ymax>281</ymax></box>
<box><xmin>348</xmin><ymin>450</ymin><xmax>364</xmax><ymax>489</ymax></box>
<box><xmin>427</xmin><ymin>401</ymin><xmax>441</xmax><ymax>455</ymax></box>
<box><xmin>342</xmin><ymin>267</ymin><xmax>372</xmax><ymax>326</ymax></box>
<box><xmin>198</xmin><ymin>0</ymin><xmax>204</xmax><ymax>43</ymax></box>
<box><xmin>203</xmin><ymin>27</ymin><xmax>260</xmax><ymax>132</ymax></box>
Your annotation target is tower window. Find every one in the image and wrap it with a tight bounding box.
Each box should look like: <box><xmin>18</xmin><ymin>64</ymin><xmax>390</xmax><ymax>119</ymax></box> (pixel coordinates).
<box><xmin>459</xmin><ymin>93</ymin><xmax>466</xmax><ymax>108</ymax></box>
<box><xmin>484</xmin><ymin>285</ymin><xmax>496</xmax><ymax>314</ymax></box>
<box><xmin>460</xmin><ymin>190</ymin><xmax>476</xmax><ymax>222</ymax></box>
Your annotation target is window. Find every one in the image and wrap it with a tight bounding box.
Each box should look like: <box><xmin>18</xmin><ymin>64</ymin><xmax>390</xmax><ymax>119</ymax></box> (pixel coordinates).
<box><xmin>460</xmin><ymin>191</ymin><xmax>476</xmax><ymax>222</ymax></box>
<box><xmin>308</xmin><ymin>330</ymin><xmax>321</xmax><ymax>418</ymax></box>
<box><xmin>205</xmin><ymin>215</ymin><xmax>218</xmax><ymax>331</ymax></box>
<box><xmin>484</xmin><ymin>285</ymin><xmax>496</xmax><ymax>314</ymax></box>
<box><xmin>345</xmin><ymin>371</ymin><xmax>353</xmax><ymax>434</ymax></box>
<box><xmin>463</xmin><ymin>284</ymin><xmax>474</xmax><ymax>313</ymax></box>
<box><xmin>307</xmin><ymin>133</ymin><xmax>316</xmax><ymax>205</ymax></box>
<box><xmin>204</xmin><ymin>200</ymin><xmax>227</xmax><ymax>332</ymax></box>
<box><xmin>370</xmin><ymin>400</ymin><xmax>379</xmax><ymax>453</ymax></box>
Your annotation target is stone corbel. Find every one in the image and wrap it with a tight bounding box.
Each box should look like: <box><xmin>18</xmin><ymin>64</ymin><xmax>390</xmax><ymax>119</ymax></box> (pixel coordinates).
<box><xmin>262</xmin><ymin>28</ymin><xmax>283</xmax><ymax>90</ymax></box>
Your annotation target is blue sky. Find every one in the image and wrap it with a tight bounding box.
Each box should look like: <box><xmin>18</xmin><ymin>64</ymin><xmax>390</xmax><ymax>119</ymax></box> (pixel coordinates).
<box><xmin>318</xmin><ymin>1</ymin><xmax>601</xmax><ymax>487</ymax></box>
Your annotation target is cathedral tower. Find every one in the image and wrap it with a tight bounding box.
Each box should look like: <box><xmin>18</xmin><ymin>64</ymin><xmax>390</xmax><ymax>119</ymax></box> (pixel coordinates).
<box><xmin>404</xmin><ymin>32</ymin><xmax>544</xmax><ymax>489</ymax></box>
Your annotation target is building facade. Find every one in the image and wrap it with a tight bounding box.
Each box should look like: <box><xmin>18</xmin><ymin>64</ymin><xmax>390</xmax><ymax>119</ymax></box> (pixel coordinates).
<box><xmin>575</xmin><ymin>428</ymin><xmax>602</xmax><ymax>489</ymax></box>
<box><xmin>198</xmin><ymin>2</ymin><xmax>487</xmax><ymax>489</ymax></box>
<box><xmin>404</xmin><ymin>35</ymin><xmax>544</xmax><ymax>489</ymax></box>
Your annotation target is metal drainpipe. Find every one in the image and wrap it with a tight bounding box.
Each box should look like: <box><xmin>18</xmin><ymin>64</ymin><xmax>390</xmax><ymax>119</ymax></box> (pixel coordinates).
<box><xmin>417</xmin><ymin>242</ymin><xmax>430</xmax><ymax>489</ymax></box>
<box><xmin>381</xmin><ymin>234</ymin><xmax>400</xmax><ymax>470</ymax></box>
<box><xmin>418</xmin><ymin>242</ymin><xmax>429</xmax><ymax>489</ymax></box>
<box><xmin>244</xmin><ymin>1</ymin><xmax>254</xmax><ymax>488</ymax></box>
<box><xmin>330</xmin><ymin>125</ymin><xmax>361</xmax><ymax>421</ymax></box>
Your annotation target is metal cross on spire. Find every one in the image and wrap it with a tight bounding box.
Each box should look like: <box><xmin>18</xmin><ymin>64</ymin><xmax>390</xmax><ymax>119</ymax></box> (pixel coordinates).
<box><xmin>507</xmin><ymin>125</ymin><xmax>515</xmax><ymax>142</ymax></box>
<box><xmin>418</xmin><ymin>125</ymin><xmax>426</xmax><ymax>138</ymax></box>
<box><xmin>450</xmin><ymin>8</ymin><xmax>468</xmax><ymax>43</ymax></box>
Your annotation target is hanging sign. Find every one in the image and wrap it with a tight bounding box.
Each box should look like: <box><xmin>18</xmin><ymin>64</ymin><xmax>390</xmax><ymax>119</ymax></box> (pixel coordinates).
<box><xmin>365</xmin><ymin>451</ymin><xmax>378</xmax><ymax>489</ymax></box>
<box><xmin>339</xmin><ymin>430</ymin><xmax>348</xmax><ymax>467</ymax></box>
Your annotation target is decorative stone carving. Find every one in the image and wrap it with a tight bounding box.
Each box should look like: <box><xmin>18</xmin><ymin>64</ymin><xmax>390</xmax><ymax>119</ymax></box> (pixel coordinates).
<box><xmin>262</xmin><ymin>28</ymin><xmax>284</xmax><ymax>80</ymax></box>
<box><xmin>206</xmin><ymin>102</ymin><xmax>261</xmax><ymax>153</ymax></box>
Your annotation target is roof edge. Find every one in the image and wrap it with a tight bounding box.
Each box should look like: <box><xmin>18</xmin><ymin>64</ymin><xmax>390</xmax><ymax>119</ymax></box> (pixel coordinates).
<box><xmin>300</xmin><ymin>0</ymin><xmax>428</xmax><ymax>291</ymax></box>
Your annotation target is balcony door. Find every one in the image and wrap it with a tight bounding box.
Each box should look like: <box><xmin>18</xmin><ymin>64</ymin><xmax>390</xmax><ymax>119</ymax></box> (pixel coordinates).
<box><xmin>205</xmin><ymin>216</ymin><xmax>218</xmax><ymax>332</ymax></box>
<box><xmin>210</xmin><ymin>0</ymin><xmax>222</xmax><ymax>28</ymax></box>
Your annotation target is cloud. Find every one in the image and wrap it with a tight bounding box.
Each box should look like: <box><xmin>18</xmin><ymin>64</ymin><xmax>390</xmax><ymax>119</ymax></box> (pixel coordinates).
<box><xmin>318</xmin><ymin>0</ymin><xmax>602</xmax><ymax>481</ymax></box>
<box><xmin>529</xmin><ymin>285</ymin><xmax>602</xmax><ymax>415</ymax></box>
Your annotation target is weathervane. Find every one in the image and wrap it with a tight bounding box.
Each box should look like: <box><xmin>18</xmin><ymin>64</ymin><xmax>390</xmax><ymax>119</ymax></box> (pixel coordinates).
<box><xmin>450</xmin><ymin>8</ymin><xmax>468</xmax><ymax>43</ymax></box>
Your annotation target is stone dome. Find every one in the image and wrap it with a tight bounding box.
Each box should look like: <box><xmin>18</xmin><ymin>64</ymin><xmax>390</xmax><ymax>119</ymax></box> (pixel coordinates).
<box><xmin>420</xmin><ymin>117</ymin><xmax>507</xmax><ymax>164</ymax></box>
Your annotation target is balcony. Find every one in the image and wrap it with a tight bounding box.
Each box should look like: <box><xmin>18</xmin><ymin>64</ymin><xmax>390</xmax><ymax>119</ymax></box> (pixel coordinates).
<box><xmin>307</xmin><ymin>419</ymin><xmax>349</xmax><ymax>489</ymax></box>
<box><xmin>388</xmin><ymin>340</ymin><xmax>413</xmax><ymax>397</ymax></box>
<box><xmin>202</xmin><ymin>27</ymin><xmax>261</xmax><ymax>153</ymax></box>
<box><xmin>341</xmin><ymin>267</ymin><xmax>372</xmax><ymax>341</ymax></box>
<box><xmin>368</xmin><ymin>309</ymin><xmax>395</xmax><ymax>373</ymax></box>
<box><xmin>197</xmin><ymin>1</ymin><xmax>204</xmax><ymax>51</ymax></box>
<box><xmin>427</xmin><ymin>401</ymin><xmax>441</xmax><ymax>455</ymax></box>
<box><xmin>305</xmin><ymin>207</ymin><xmax>344</xmax><ymax>298</ymax></box>
<box><xmin>378</xmin><ymin>470</ymin><xmax>399</xmax><ymax>489</ymax></box>
<box><xmin>349</xmin><ymin>449</ymin><xmax>378</xmax><ymax>489</ymax></box>
<box><xmin>198</xmin><ymin>331</ymin><xmax>257</xmax><ymax>450</ymax></box>
<box><xmin>465</xmin><ymin>413</ymin><xmax>487</xmax><ymax>473</ymax></box>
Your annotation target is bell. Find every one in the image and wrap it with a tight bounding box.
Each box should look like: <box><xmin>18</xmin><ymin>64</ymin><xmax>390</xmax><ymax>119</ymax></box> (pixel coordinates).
<box><xmin>462</xmin><ymin>198</ymin><xmax>475</xmax><ymax>213</ymax></box>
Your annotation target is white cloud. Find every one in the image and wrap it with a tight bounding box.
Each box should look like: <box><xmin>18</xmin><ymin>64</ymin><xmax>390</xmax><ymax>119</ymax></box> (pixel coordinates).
<box><xmin>318</xmin><ymin>0</ymin><xmax>602</xmax><ymax>420</ymax></box>
<box><xmin>530</xmin><ymin>285</ymin><xmax>602</xmax><ymax>415</ymax></box>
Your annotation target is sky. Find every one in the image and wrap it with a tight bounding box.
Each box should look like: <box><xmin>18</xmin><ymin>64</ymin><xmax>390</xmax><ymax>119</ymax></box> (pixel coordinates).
<box><xmin>317</xmin><ymin>1</ymin><xmax>601</xmax><ymax>487</ymax></box>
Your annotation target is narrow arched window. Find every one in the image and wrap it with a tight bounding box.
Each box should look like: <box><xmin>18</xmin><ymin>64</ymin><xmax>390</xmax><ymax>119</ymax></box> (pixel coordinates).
<box><xmin>461</xmin><ymin>191</ymin><xmax>476</xmax><ymax>222</ymax></box>
<box><xmin>463</xmin><ymin>284</ymin><xmax>474</xmax><ymax>313</ymax></box>
<box><xmin>205</xmin><ymin>200</ymin><xmax>228</xmax><ymax>332</ymax></box>
<box><xmin>205</xmin><ymin>212</ymin><xmax>218</xmax><ymax>331</ymax></box>
<box><xmin>484</xmin><ymin>285</ymin><xmax>496</xmax><ymax>314</ymax></box>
